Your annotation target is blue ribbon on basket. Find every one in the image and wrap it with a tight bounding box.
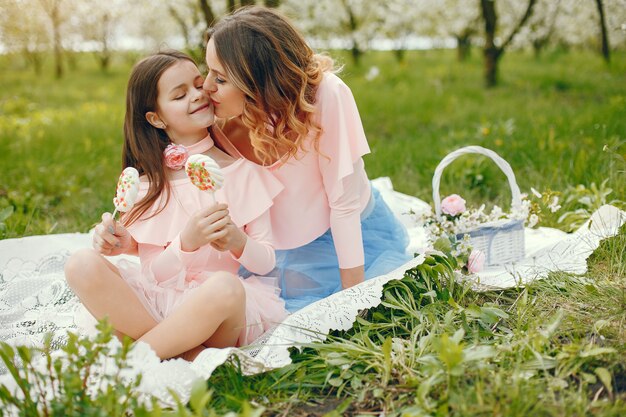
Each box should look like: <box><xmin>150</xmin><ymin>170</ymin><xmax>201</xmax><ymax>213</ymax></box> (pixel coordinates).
<box><xmin>456</xmin><ymin>219</ymin><xmax>524</xmax><ymax>239</ymax></box>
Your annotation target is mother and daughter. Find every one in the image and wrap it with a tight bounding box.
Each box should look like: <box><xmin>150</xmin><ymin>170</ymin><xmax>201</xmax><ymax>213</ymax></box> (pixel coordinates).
<box><xmin>65</xmin><ymin>6</ymin><xmax>411</xmax><ymax>360</ymax></box>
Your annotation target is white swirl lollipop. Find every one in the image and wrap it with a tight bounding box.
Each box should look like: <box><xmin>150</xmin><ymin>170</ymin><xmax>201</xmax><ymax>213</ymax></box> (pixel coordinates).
<box><xmin>185</xmin><ymin>154</ymin><xmax>224</xmax><ymax>202</ymax></box>
<box><xmin>112</xmin><ymin>167</ymin><xmax>140</xmax><ymax>218</ymax></box>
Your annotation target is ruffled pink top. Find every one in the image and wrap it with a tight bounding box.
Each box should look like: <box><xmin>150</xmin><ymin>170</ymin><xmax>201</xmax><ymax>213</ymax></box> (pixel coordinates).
<box><xmin>213</xmin><ymin>72</ymin><xmax>371</xmax><ymax>269</ymax></box>
<box><xmin>117</xmin><ymin>136</ymin><xmax>288</xmax><ymax>345</ymax></box>
<box><xmin>126</xmin><ymin>136</ymin><xmax>284</xmax><ymax>283</ymax></box>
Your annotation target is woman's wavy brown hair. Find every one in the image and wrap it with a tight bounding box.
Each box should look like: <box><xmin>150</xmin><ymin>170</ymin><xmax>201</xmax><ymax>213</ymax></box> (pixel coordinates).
<box><xmin>121</xmin><ymin>50</ymin><xmax>197</xmax><ymax>226</ymax></box>
<box><xmin>207</xmin><ymin>6</ymin><xmax>335</xmax><ymax>165</ymax></box>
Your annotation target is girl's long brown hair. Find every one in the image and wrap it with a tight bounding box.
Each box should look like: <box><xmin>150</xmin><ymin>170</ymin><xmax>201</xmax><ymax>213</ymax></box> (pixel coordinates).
<box><xmin>121</xmin><ymin>50</ymin><xmax>197</xmax><ymax>226</ymax></box>
<box><xmin>207</xmin><ymin>6</ymin><xmax>334</xmax><ymax>165</ymax></box>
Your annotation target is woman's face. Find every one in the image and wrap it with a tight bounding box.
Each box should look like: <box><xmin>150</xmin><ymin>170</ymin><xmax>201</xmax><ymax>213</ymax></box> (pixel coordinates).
<box><xmin>203</xmin><ymin>39</ymin><xmax>246</xmax><ymax>119</ymax></box>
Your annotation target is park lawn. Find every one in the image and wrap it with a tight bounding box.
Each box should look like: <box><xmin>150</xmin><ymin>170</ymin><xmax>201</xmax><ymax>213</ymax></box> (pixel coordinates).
<box><xmin>0</xmin><ymin>48</ymin><xmax>624</xmax><ymax>237</ymax></box>
<box><xmin>0</xmin><ymin>49</ymin><xmax>625</xmax><ymax>416</ymax></box>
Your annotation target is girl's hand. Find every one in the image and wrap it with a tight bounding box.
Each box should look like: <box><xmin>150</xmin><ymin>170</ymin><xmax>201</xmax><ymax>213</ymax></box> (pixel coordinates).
<box><xmin>93</xmin><ymin>212</ymin><xmax>136</xmax><ymax>256</ymax></box>
<box><xmin>180</xmin><ymin>203</ymin><xmax>231</xmax><ymax>252</ymax></box>
<box><xmin>210</xmin><ymin>220</ymin><xmax>247</xmax><ymax>258</ymax></box>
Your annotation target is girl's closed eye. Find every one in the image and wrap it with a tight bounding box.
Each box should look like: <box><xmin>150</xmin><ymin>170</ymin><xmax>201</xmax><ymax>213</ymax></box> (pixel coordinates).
<box><xmin>215</xmin><ymin>76</ymin><xmax>225</xmax><ymax>85</ymax></box>
<box><xmin>173</xmin><ymin>88</ymin><xmax>188</xmax><ymax>100</ymax></box>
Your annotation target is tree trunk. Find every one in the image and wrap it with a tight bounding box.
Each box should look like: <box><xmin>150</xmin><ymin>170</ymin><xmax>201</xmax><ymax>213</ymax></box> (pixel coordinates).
<box><xmin>169</xmin><ymin>6</ymin><xmax>191</xmax><ymax>48</ymax></box>
<box><xmin>341</xmin><ymin>0</ymin><xmax>362</xmax><ymax>66</ymax></box>
<box><xmin>38</xmin><ymin>0</ymin><xmax>64</xmax><ymax>78</ymax></box>
<box><xmin>53</xmin><ymin>24</ymin><xmax>63</xmax><ymax>78</ymax></box>
<box><xmin>226</xmin><ymin>0</ymin><xmax>235</xmax><ymax>12</ymax></box>
<box><xmin>50</xmin><ymin>1</ymin><xmax>63</xmax><ymax>78</ymax></box>
<box><xmin>456</xmin><ymin>35</ymin><xmax>471</xmax><ymax>62</ymax></box>
<box><xmin>532</xmin><ymin>39</ymin><xmax>546</xmax><ymax>58</ymax></box>
<box><xmin>264</xmin><ymin>0</ymin><xmax>280</xmax><ymax>6</ymax></box>
<box><xmin>532</xmin><ymin>1</ymin><xmax>559</xmax><ymax>59</ymax></box>
<box><xmin>198</xmin><ymin>0</ymin><xmax>216</xmax><ymax>27</ymax></box>
<box><xmin>99</xmin><ymin>54</ymin><xmax>110</xmax><ymax>71</ymax></box>
<box><xmin>98</xmin><ymin>38</ymin><xmax>111</xmax><ymax>72</ymax></box>
<box><xmin>594</xmin><ymin>0</ymin><xmax>610</xmax><ymax>63</ymax></box>
<box><xmin>24</xmin><ymin>48</ymin><xmax>43</xmax><ymax>75</ymax></box>
<box><xmin>169</xmin><ymin>6</ymin><xmax>203</xmax><ymax>62</ymax></box>
<box><xmin>394</xmin><ymin>48</ymin><xmax>406</xmax><ymax>63</ymax></box>
<box><xmin>480</xmin><ymin>0</ymin><xmax>537</xmax><ymax>87</ymax></box>
<box><xmin>240</xmin><ymin>0</ymin><xmax>255</xmax><ymax>6</ymax></box>
<box><xmin>99</xmin><ymin>13</ymin><xmax>111</xmax><ymax>72</ymax></box>
<box><xmin>480</xmin><ymin>0</ymin><xmax>498</xmax><ymax>87</ymax></box>
<box><xmin>483</xmin><ymin>47</ymin><xmax>500</xmax><ymax>87</ymax></box>
<box><xmin>351</xmin><ymin>40</ymin><xmax>362</xmax><ymax>66</ymax></box>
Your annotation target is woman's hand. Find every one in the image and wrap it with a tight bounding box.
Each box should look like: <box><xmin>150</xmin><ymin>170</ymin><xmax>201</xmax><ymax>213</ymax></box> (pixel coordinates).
<box><xmin>180</xmin><ymin>203</ymin><xmax>231</xmax><ymax>252</ymax></box>
<box><xmin>93</xmin><ymin>212</ymin><xmax>137</xmax><ymax>256</ymax></box>
<box><xmin>340</xmin><ymin>266</ymin><xmax>365</xmax><ymax>290</ymax></box>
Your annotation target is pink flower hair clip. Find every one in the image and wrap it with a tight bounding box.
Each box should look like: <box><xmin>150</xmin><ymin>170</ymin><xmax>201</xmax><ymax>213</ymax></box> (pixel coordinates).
<box><xmin>163</xmin><ymin>143</ymin><xmax>188</xmax><ymax>170</ymax></box>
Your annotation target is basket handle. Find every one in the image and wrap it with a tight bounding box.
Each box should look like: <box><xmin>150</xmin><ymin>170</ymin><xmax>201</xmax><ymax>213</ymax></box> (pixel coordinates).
<box><xmin>432</xmin><ymin>145</ymin><xmax>522</xmax><ymax>217</ymax></box>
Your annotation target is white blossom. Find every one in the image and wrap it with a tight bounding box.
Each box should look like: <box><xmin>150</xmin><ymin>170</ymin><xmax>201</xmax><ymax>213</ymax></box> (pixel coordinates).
<box><xmin>548</xmin><ymin>196</ymin><xmax>561</xmax><ymax>213</ymax></box>
<box><xmin>531</xmin><ymin>187</ymin><xmax>542</xmax><ymax>198</ymax></box>
<box><xmin>365</xmin><ymin>66</ymin><xmax>380</xmax><ymax>81</ymax></box>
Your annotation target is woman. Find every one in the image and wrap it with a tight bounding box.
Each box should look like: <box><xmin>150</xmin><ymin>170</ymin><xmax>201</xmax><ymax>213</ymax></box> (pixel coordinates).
<box><xmin>204</xmin><ymin>6</ymin><xmax>411</xmax><ymax>311</ymax></box>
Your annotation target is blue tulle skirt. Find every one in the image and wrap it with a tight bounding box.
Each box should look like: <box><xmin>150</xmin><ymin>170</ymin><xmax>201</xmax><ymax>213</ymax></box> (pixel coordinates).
<box><xmin>241</xmin><ymin>186</ymin><xmax>412</xmax><ymax>312</ymax></box>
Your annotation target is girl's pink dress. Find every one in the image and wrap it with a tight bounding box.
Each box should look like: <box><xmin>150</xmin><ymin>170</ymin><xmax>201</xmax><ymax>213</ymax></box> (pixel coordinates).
<box><xmin>116</xmin><ymin>136</ymin><xmax>288</xmax><ymax>346</ymax></box>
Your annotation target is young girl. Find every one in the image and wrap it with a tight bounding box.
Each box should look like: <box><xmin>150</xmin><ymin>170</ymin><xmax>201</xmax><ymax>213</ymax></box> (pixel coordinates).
<box><xmin>203</xmin><ymin>6</ymin><xmax>412</xmax><ymax>312</ymax></box>
<box><xmin>64</xmin><ymin>50</ymin><xmax>288</xmax><ymax>360</ymax></box>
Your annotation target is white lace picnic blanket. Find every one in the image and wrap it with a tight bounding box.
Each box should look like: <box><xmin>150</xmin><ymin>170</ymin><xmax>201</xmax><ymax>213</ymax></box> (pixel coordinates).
<box><xmin>1</xmin><ymin>178</ymin><xmax>624</xmax><ymax>406</ymax></box>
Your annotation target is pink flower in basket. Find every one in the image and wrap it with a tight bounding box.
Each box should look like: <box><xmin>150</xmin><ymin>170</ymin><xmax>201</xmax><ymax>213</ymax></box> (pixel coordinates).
<box><xmin>441</xmin><ymin>194</ymin><xmax>466</xmax><ymax>216</ymax></box>
<box><xmin>467</xmin><ymin>249</ymin><xmax>486</xmax><ymax>273</ymax></box>
<box><xmin>163</xmin><ymin>143</ymin><xmax>188</xmax><ymax>170</ymax></box>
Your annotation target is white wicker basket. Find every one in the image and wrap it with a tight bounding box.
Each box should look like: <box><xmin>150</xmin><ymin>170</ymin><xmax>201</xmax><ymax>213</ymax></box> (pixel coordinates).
<box><xmin>432</xmin><ymin>146</ymin><xmax>525</xmax><ymax>267</ymax></box>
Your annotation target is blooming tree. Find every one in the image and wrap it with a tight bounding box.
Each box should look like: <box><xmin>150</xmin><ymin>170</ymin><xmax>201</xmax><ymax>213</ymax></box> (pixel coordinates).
<box><xmin>479</xmin><ymin>0</ymin><xmax>538</xmax><ymax>86</ymax></box>
<box><xmin>376</xmin><ymin>0</ymin><xmax>435</xmax><ymax>62</ymax></box>
<box><xmin>71</xmin><ymin>0</ymin><xmax>130</xmax><ymax>71</ymax></box>
<box><xmin>2</xmin><ymin>0</ymin><xmax>624</xmax><ymax>77</ymax></box>
<box><xmin>282</xmin><ymin>0</ymin><xmax>388</xmax><ymax>65</ymax></box>
<box><xmin>37</xmin><ymin>0</ymin><xmax>72</xmax><ymax>78</ymax></box>
<box><xmin>512</xmin><ymin>0</ymin><xmax>626</xmax><ymax>56</ymax></box>
<box><xmin>0</xmin><ymin>0</ymin><xmax>49</xmax><ymax>74</ymax></box>
<box><xmin>428</xmin><ymin>0</ymin><xmax>482</xmax><ymax>61</ymax></box>
<box><xmin>118</xmin><ymin>0</ymin><xmax>181</xmax><ymax>53</ymax></box>
<box><xmin>510</xmin><ymin>0</ymin><xmax>562</xmax><ymax>56</ymax></box>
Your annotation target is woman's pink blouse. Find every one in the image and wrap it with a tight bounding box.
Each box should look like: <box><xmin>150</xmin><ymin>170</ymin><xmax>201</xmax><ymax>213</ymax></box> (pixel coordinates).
<box><xmin>214</xmin><ymin>73</ymin><xmax>372</xmax><ymax>269</ymax></box>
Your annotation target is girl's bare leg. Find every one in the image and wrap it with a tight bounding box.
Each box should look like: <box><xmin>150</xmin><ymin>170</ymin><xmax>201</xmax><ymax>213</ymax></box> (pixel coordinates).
<box><xmin>65</xmin><ymin>248</ymin><xmax>158</xmax><ymax>339</ymax></box>
<box><xmin>138</xmin><ymin>271</ymin><xmax>246</xmax><ymax>359</ymax></box>
<box><xmin>175</xmin><ymin>345</ymin><xmax>207</xmax><ymax>361</ymax></box>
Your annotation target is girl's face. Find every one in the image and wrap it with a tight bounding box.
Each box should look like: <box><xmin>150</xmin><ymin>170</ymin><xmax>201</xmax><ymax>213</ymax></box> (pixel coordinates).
<box><xmin>203</xmin><ymin>39</ymin><xmax>246</xmax><ymax>119</ymax></box>
<box><xmin>147</xmin><ymin>60</ymin><xmax>214</xmax><ymax>145</ymax></box>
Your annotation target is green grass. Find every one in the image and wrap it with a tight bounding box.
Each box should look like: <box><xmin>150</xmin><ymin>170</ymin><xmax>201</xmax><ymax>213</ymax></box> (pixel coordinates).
<box><xmin>0</xmin><ymin>55</ymin><xmax>130</xmax><ymax>237</ymax></box>
<box><xmin>347</xmin><ymin>49</ymin><xmax>626</xmax><ymax>206</ymax></box>
<box><xmin>1</xmin><ymin>49</ymin><xmax>625</xmax><ymax>416</ymax></box>
<box><xmin>1</xmin><ymin>49</ymin><xmax>624</xmax><ymax>237</ymax></box>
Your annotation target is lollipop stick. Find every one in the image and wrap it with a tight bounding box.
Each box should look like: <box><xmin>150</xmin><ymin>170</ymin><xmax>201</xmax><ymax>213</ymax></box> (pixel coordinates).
<box><xmin>211</xmin><ymin>192</ymin><xmax>221</xmax><ymax>259</ymax></box>
<box><xmin>110</xmin><ymin>208</ymin><xmax>119</xmax><ymax>234</ymax></box>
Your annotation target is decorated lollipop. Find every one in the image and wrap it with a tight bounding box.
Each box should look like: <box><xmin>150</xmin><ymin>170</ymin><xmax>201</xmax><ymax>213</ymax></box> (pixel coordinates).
<box><xmin>112</xmin><ymin>167</ymin><xmax>140</xmax><ymax>218</ymax></box>
<box><xmin>185</xmin><ymin>154</ymin><xmax>224</xmax><ymax>202</ymax></box>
